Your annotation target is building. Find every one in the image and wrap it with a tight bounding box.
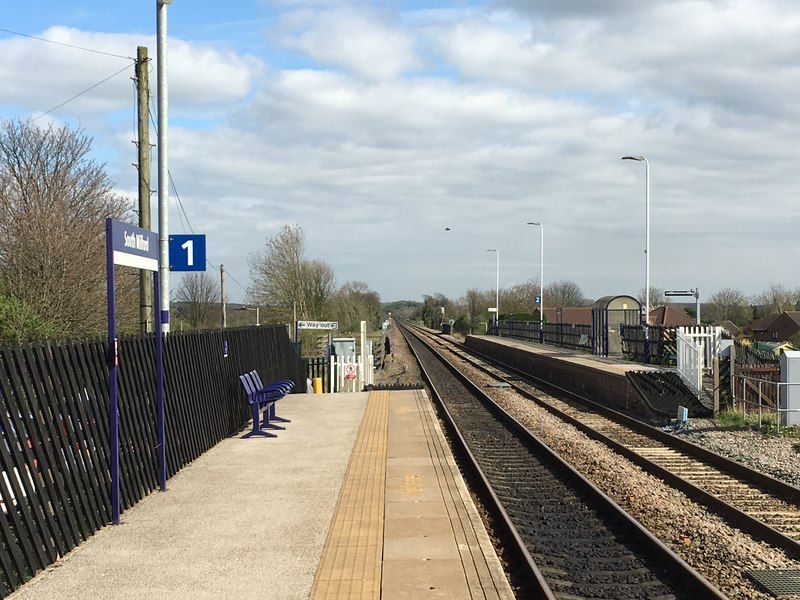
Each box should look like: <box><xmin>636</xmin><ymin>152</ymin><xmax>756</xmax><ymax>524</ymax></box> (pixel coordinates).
<box><xmin>750</xmin><ymin>312</ymin><xmax>800</xmax><ymax>343</ymax></box>
<box><xmin>648</xmin><ymin>306</ymin><xmax>696</xmax><ymax>328</ymax></box>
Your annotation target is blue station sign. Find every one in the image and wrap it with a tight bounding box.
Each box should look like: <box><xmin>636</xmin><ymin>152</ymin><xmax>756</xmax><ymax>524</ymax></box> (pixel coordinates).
<box><xmin>108</xmin><ymin>219</ymin><xmax>158</xmax><ymax>272</ymax></box>
<box><xmin>169</xmin><ymin>234</ymin><xmax>206</xmax><ymax>272</ymax></box>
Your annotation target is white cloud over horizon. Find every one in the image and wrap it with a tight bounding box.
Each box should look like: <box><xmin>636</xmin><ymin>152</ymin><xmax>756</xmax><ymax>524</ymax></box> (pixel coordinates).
<box><xmin>2</xmin><ymin>2</ymin><xmax>800</xmax><ymax>304</ymax></box>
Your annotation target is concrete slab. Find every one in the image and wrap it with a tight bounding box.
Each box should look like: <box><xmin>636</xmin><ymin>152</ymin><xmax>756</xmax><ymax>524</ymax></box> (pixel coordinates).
<box><xmin>9</xmin><ymin>393</ymin><xmax>368</xmax><ymax>600</ymax></box>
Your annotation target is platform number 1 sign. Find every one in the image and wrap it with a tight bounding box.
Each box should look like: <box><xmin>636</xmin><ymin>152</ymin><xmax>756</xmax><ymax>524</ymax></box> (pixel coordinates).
<box><xmin>169</xmin><ymin>234</ymin><xmax>207</xmax><ymax>272</ymax></box>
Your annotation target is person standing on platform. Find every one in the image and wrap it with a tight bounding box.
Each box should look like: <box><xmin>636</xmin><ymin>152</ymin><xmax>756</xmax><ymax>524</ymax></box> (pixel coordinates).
<box><xmin>383</xmin><ymin>335</ymin><xmax>392</xmax><ymax>368</ymax></box>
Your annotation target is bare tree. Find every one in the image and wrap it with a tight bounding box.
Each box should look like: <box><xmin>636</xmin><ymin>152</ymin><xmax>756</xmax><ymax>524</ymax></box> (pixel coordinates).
<box><xmin>638</xmin><ymin>287</ymin><xmax>669</xmax><ymax>308</ymax></box>
<box><xmin>464</xmin><ymin>288</ymin><xmax>492</xmax><ymax>331</ymax></box>
<box><xmin>707</xmin><ymin>287</ymin><xmax>750</xmax><ymax>325</ymax></box>
<box><xmin>302</xmin><ymin>259</ymin><xmax>335</xmax><ymax>319</ymax></box>
<box><xmin>174</xmin><ymin>273</ymin><xmax>220</xmax><ymax>330</ymax></box>
<box><xmin>329</xmin><ymin>281</ymin><xmax>381</xmax><ymax>332</ymax></box>
<box><xmin>755</xmin><ymin>283</ymin><xmax>794</xmax><ymax>316</ymax></box>
<box><xmin>501</xmin><ymin>279</ymin><xmax>539</xmax><ymax>315</ymax></box>
<box><xmin>544</xmin><ymin>279</ymin><xmax>584</xmax><ymax>307</ymax></box>
<box><xmin>249</xmin><ymin>225</ymin><xmax>307</xmax><ymax>321</ymax></box>
<box><xmin>0</xmin><ymin>119</ymin><xmax>133</xmax><ymax>338</ymax></box>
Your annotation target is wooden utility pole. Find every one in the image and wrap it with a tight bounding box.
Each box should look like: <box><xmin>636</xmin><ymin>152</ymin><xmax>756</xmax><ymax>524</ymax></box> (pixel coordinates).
<box><xmin>135</xmin><ymin>46</ymin><xmax>154</xmax><ymax>333</ymax></box>
<box><xmin>220</xmin><ymin>264</ymin><xmax>227</xmax><ymax>329</ymax></box>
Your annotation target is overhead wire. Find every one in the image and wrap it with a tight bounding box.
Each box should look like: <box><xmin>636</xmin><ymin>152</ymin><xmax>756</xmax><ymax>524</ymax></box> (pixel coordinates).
<box><xmin>146</xmin><ymin>100</ymin><xmax>249</xmax><ymax>295</ymax></box>
<box><xmin>28</xmin><ymin>63</ymin><xmax>133</xmax><ymax>123</ymax></box>
<box><xmin>0</xmin><ymin>27</ymin><xmax>136</xmax><ymax>61</ymax></box>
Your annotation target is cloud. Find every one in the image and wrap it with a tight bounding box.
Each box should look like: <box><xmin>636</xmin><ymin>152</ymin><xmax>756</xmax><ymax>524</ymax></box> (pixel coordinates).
<box><xmin>274</xmin><ymin>7</ymin><xmax>421</xmax><ymax>79</ymax></box>
<box><xmin>0</xmin><ymin>27</ymin><xmax>263</xmax><ymax>117</ymax></box>
<box><xmin>5</xmin><ymin>3</ymin><xmax>800</xmax><ymax>303</ymax></box>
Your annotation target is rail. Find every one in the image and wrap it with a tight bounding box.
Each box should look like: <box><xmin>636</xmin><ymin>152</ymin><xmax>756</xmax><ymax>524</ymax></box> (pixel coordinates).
<box><xmin>401</xmin><ymin>323</ymin><xmax>725</xmax><ymax>599</ymax></box>
<box><xmin>404</xmin><ymin>323</ymin><xmax>800</xmax><ymax>559</ymax></box>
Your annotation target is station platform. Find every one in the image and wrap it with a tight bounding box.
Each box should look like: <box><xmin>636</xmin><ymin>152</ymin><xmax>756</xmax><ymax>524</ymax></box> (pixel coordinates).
<box><xmin>9</xmin><ymin>391</ymin><xmax>511</xmax><ymax>600</ymax></box>
<box><xmin>465</xmin><ymin>334</ymin><xmax>709</xmax><ymax>418</ymax></box>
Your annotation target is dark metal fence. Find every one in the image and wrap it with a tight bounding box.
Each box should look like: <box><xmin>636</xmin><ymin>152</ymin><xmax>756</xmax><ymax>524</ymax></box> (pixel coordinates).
<box><xmin>497</xmin><ymin>320</ymin><xmax>593</xmax><ymax>351</ymax></box>
<box><xmin>304</xmin><ymin>356</ymin><xmax>329</xmax><ymax>392</ymax></box>
<box><xmin>0</xmin><ymin>325</ymin><xmax>304</xmax><ymax>596</ymax></box>
<box><xmin>620</xmin><ymin>324</ymin><xmax>677</xmax><ymax>365</ymax></box>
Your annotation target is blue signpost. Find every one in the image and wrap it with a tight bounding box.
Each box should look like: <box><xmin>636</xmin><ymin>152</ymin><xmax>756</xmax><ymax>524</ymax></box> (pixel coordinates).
<box><xmin>169</xmin><ymin>234</ymin><xmax>206</xmax><ymax>272</ymax></box>
<box><xmin>105</xmin><ymin>218</ymin><xmax>165</xmax><ymax>525</ymax></box>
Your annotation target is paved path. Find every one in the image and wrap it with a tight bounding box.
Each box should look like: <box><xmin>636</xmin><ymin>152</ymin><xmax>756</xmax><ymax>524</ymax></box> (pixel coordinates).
<box><xmin>10</xmin><ymin>393</ymin><xmax>368</xmax><ymax>600</ymax></box>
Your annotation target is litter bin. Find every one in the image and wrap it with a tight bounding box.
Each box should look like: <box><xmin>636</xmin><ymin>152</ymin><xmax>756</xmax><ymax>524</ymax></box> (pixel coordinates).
<box><xmin>313</xmin><ymin>377</ymin><xmax>323</xmax><ymax>394</ymax></box>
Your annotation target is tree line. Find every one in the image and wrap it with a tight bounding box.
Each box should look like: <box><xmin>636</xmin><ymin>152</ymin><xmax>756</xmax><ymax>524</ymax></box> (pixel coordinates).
<box><xmin>416</xmin><ymin>281</ymin><xmax>800</xmax><ymax>333</ymax></box>
<box><xmin>176</xmin><ymin>224</ymin><xmax>381</xmax><ymax>338</ymax></box>
<box><xmin>0</xmin><ymin>118</ymin><xmax>381</xmax><ymax>343</ymax></box>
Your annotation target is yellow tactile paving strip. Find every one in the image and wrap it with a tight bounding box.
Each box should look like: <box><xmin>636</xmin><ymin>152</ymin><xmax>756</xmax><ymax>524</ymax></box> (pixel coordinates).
<box><xmin>310</xmin><ymin>390</ymin><xmax>512</xmax><ymax>599</ymax></box>
<box><xmin>310</xmin><ymin>391</ymin><xmax>390</xmax><ymax>600</ymax></box>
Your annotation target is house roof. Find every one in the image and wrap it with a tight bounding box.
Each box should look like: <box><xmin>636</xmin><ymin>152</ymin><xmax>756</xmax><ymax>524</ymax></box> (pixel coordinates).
<box><xmin>751</xmin><ymin>311</ymin><xmax>800</xmax><ymax>331</ymax></box>
<box><xmin>649</xmin><ymin>306</ymin><xmax>696</xmax><ymax>327</ymax></box>
<box><xmin>716</xmin><ymin>320</ymin><xmax>741</xmax><ymax>336</ymax></box>
<box><xmin>751</xmin><ymin>313</ymin><xmax>781</xmax><ymax>331</ymax></box>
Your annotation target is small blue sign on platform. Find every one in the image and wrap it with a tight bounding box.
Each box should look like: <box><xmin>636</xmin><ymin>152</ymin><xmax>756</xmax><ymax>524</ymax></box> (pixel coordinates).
<box><xmin>109</xmin><ymin>219</ymin><xmax>158</xmax><ymax>271</ymax></box>
<box><xmin>535</xmin><ymin>295</ymin><xmax>541</xmax><ymax>305</ymax></box>
<box><xmin>169</xmin><ymin>234</ymin><xmax>206</xmax><ymax>272</ymax></box>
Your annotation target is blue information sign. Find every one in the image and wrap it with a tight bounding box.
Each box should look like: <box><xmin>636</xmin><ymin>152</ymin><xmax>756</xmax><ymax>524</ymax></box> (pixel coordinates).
<box><xmin>535</xmin><ymin>295</ymin><xmax>541</xmax><ymax>305</ymax></box>
<box><xmin>109</xmin><ymin>219</ymin><xmax>158</xmax><ymax>271</ymax></box>
<box><xmin>169</xmin><ymin>234</ymin><xmax>206</xmax><ymax>272</ymax></box>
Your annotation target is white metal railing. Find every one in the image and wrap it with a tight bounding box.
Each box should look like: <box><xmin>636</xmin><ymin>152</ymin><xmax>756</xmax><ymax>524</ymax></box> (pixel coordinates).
<box><xmin>677</xmin><ymin>325</ymin><xmax>722</xmax><ymax>372</ymax></box>
<box><xmin>677</xmin><ymin>329</ymin><xmax>704</xmax><ymax>397</ymax></box>
<box><xmin>330</xmin><ymin>355</ymin><xmax>374</xmax><ymax>393</ymax></box>
<box><xmin>734</xmin><ymin>375</ymin><xmax>800</xmax><ymax>432</ymax></box>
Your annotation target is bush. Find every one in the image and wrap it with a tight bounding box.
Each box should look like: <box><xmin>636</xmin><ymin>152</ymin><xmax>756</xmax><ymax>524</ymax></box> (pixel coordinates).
<box><xmin>0</xmin><ymin>293</ymin><xmax>63</xmax><ymax>342</ymax></box>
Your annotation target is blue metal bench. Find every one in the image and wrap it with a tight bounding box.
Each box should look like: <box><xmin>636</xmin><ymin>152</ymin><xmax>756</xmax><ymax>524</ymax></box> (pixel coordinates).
<box><xmin>249</xmin><ymin>370</ymin><xmax>293</xmax><ymax>424</ymax></box>
<box><xmin>238</xmin><ymin>373</ymin><xmax>294</xmax><ymax>438</ymax></box>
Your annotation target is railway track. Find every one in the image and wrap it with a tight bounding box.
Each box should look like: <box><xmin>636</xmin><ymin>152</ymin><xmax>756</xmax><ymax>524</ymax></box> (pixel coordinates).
<box><xmin>406</xmin><ymin>323</ymin><xmax>800</xmax><ymax>559</ymax></box>
<box><xmin>399</xmin><ymin>323</ymin><xmax>725</xmax><ymax>600</ymax></box>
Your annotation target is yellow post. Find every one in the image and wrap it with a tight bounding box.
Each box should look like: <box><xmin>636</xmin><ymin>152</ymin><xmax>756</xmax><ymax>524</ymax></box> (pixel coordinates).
<box><xmin>313</xmin><ymin>377</ymin><xmax>323</xmax><ymax>394</ymax></box>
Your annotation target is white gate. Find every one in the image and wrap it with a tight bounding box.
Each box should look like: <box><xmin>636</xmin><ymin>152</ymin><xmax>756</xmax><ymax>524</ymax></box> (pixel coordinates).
<box><xmin>676</xmin><ymin>326</ymin><xmax>722</xmax><ymax>397</ymax></box>
<box><xmin>330</xmin><ymin>355</ymin><xmax>374</xmax><ymax>393</ymax></box>
<box><xmin>677</xmin><ymin>329</ymin><xmax>704</xmax><ymax>397</ymax></box>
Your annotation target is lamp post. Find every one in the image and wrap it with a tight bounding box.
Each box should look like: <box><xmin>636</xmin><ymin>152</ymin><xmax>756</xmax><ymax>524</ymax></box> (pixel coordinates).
<box><xmin>486</xmin><ymin>249</ymin><xmax>499</xmax><ymax>331</ymax></box>
<box><xmin>157</xmin><ymin>0</ymin><xmax>173</xmax><ymax>333</ymax></box>
<box><xmin>527</xmin><ymin>222</ymin><xmax>544</xmax><ymax>343</ymax></box>
<box><xmin>621</xmin><ymin>155</ymin><xmax>650</xmax><ymax>325</ymax></box>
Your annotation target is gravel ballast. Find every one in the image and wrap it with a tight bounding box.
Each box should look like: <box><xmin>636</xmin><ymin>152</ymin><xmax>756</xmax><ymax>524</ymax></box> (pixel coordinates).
<box><xmin>425</xmin><ymin>335</ymin><xmax>800</xmax><ymax>600</ymax></box>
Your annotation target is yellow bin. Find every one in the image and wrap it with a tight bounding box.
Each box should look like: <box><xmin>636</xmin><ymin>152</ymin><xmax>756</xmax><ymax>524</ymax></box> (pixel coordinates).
<box><xmin>313</xmin><ymin>377</ymin><xmax>323</xmax><ymax>394</ymax></box>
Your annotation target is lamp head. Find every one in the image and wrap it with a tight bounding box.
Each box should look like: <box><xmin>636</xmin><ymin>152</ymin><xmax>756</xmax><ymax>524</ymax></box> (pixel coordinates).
<box><xmin>527</xmin><ymin>222</ymin><xmax>540</xmax><ymax>226</ymax></box>
<box><xmin>621</xmin><ymin>155</ymin><xmax>644</xmax><ymax>161</ymax></box>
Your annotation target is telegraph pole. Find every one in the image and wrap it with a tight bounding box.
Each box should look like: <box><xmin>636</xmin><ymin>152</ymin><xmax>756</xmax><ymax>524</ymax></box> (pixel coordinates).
<box><xmin>220</xmin><ymin>264</ymin><xmax>227</xmax><ymax>329</ymax></box>
<box><xmin>135</xmin><ymin>46</ymin><xmax>153</xmax><ymax>333</ymax></box>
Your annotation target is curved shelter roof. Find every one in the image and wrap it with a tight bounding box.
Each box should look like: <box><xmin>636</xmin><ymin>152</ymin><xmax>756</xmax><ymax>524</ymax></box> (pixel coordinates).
<box><xmin>592</xmin><ymin>295</ymin><xmax>640</xmax><ymax>311</ymax></box>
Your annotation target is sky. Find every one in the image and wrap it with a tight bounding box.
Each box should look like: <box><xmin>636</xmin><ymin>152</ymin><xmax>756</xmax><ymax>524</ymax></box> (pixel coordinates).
<box><xmin>1</xmin><ymin>0</ymin><xmax>799</xmax><ymax>303</ymax></box>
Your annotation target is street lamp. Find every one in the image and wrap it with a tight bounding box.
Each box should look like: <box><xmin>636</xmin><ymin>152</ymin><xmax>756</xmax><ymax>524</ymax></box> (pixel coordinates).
<box><xmin>486</xmin><ymin>249</ymin><xmax>499</xmax><ymax>330</ymax></box>
<box><xmin>621</xmin><ymin>155</ymin><xmax>650</xmax><ymax>325</ymax></box>
<box><xmin>526</xmin><ymin>222</ymin><xmax>544</xmax><ymax>320</ymax></box>
<box><xmin>237</xmin><ymin>305</ymin><xmax>260</xmax><ymax>326</ymax></box>
<box><xmin>157</xmin><ymin>0</ymin><xmax>173</xmax><ymax>332</ymax></box>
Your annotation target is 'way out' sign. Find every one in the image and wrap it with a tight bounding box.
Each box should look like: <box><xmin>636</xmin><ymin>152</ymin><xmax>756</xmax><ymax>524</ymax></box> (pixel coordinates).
<box><xmin>297</xmin><ymin>321</ymin><xmax>338</xmax><ymax>330</ymax></box>
<box><xmin>109</xmin><ymin>219</ymin><xmax>158</xmax><ymax>271</ymax></box>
